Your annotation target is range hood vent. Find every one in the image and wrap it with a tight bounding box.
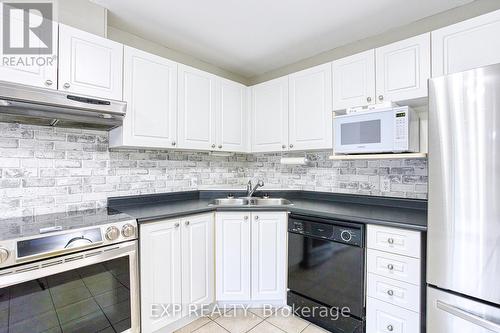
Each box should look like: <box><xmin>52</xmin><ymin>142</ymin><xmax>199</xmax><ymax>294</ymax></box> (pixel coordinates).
<box><xmin>0</xmin><ymin>81</ymin><xmax>127</xmax><ymax>130</ymax></box>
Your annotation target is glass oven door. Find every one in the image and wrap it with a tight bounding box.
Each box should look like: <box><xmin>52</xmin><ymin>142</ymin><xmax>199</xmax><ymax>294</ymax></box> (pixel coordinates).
<box><xmin>0</xmin><ymin>241</ymin><xmax>139</xmax><ymax>333</ymax></box>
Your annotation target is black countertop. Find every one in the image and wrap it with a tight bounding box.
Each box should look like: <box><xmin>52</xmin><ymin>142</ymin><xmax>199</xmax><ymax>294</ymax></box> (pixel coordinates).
<box><xmin>108</xmin><ymin>190</ymin><xmax>427</xmax><ymax>231</ymax></box>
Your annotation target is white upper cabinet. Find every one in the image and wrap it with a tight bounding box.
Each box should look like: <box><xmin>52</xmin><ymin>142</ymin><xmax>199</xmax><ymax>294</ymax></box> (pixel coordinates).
<box><xmin>288</xmin><ymin>63</ymin><xmax>333</xmax><ymax>151</ymax></box>
<box><xmin>251</xmin><ymin>77</ymin><xmax>289</xmax><ymax>152</ymax></box>
<box><xmin>375</xmin><ymin>33</ymin><xmax>431</xmax><ymax>102</ymax></box>
<box><xmin>216</xmin><ymin>79</ymin><xmax>248</xmax><ymax>152</ymax></box>
<box><xmin>58</xmin><ymin>24</ymin><xmax>123</xmax><ymax>100</ymax></box>
<box><xmin>432</xmin><ymin>9</ymin><xmax>500</xmax><ymax>77</ymax></box>
<box><xmin>110</xmin><ymin>46</ymin><xmax>177</xmax><ymax>148</ymax></box>
<box><xmin>181</xmin><ymin>214</ymin><xmax>215</xmax><ymax>309</ymax></box>
<box><xmin>178</xmin><ymin>64</ymin><xmax>217</xmax><ymax>150</ymax></box>
<box><xmin>332</xmin><ymin>50</ymin><xmax>375</xmax><ymax>110</ymax></box>
<box><xmin>0</xmin><ymin>5</ymin><xmax>57</xmax><ymax>89</ymax></box>
<box><xmin>216</xmin><ymin>212</ymin><xmax>251</xmax><ymax>301</ymax></box>
<box><xmin>251</xmin><ymin>212</ymin><xmax>287</xmax><ymax>301</ymax></box>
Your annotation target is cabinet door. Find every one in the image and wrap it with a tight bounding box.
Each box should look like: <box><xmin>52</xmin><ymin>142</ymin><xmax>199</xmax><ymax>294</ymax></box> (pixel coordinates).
<box><xmin>251</xmin><ymin>212</ymin><xmax>287</xmax><ymax>301</ymax></box>
<box><xmin>178</xmin><ymin>64</ymin><xmax>216</xmax><ymax>150</ymax></box>
<box><xmin>332</xmin><ymin>49</ymin><xmax>375</xmax><ymax>110</ymax></box>
<box><xmin>58</xmin><ymin>24</ymin><xmax>123</xmax><ymax>100</ymax></box>
<box><xmin>376</xmin><ymin>33</ymin><xmax>430</xmax><ymax>102</ymax></box>
<box><xmin>110</xmin><ymin>46</ymin><xmax>177</xmax><ymax>148</ymax></box>
<box><xmin>367</xmin><ymin>297</ymin><xmax>420</xmax><ymax>333</ymax></box>
<box><xmin>432</xmin><ymin>9</ymin><xmax>500</xmax><ymax>77</ymax></box>
<box><xmin>140</xmin><ymin>219</ymin><xmax>182</xmax><ymax>332</ymax></box>
<box><xmin>0</xmin><ymin>5</ymin><xmax>57</xmax><ymax>89</ymax></box>
<box><xmin>181</xmin><ymin>213</ymin><xmax>215</xmax><ymax>308</ymax></box>
<box><xmin>216</xmin><ymin>79</ymin><xmax>248</xmax><ymax>152</ymax></box>
<box><xmin>215</xmin><ymin>212</ymin><xmax>251</xmax><ymax>301</ymax></box>
<box><xmin>251</xmin><ymin>77</ymin><xmax>289</xmax><ymax>152</ymax></box>
<box><xmin>289</xmin><ymin>63</ymin><xmax>333</xmax><ymax>150</ymax></box>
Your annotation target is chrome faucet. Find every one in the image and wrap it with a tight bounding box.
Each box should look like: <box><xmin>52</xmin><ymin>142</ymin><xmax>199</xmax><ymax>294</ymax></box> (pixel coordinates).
<box><xmin>246</xmin><ymin>179</ymin><xmax>264</xmax><ymax>197</ymax></box>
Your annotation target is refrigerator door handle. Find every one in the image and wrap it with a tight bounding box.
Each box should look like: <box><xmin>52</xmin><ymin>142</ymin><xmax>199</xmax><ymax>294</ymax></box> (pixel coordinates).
<box><xmin>437</xmin><ymin>300</ymin><xmax>500</xmax><ymax>332</ymax></box>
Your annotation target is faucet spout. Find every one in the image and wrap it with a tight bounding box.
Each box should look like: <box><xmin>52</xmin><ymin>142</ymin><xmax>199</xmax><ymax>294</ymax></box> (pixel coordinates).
<box><xmin>247</xmin><ymin>179</ymin><xmax>264</xmax><ymax>197</ymax></box>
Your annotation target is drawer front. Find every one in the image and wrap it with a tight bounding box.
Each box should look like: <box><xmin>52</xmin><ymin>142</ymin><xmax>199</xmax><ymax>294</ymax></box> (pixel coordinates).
<box><xmin>367</xmin><ymin>297</ymin><xmax>420</xmax><ymax>333</ymax></box>
<box><xmin>367</xmin><ymin>249</ymin><xmax>420</xmax><ymax>285</ymax></box>
<box><xmin>367</xmin><ymin>273</ymin><xmax>420</xmax><ymax>312</ymax></box>
<box><xmin>367</xmin><ymin>225</ymin><xmax>421</xmax><ymax>258</ymax></box>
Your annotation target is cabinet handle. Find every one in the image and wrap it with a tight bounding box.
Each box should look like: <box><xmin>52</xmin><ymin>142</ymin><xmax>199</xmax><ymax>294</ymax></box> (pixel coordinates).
<box><xmin>244</xmin><ymin>216</ymin><xmax>248</xmax><ymax>220</ymax></box>
<box><xmin>45</xmin><ymin>80</ymin><xmax>53</xmax><ymax>86</ymax></box>
<box><xmin>367</xmin><ymin>96</ymin><xmax>372</xmax><ymax>102</ymax></box>
<box><xmin>387</xmin><ymin>238</ymin><xmax>394</xmax><ymax>244</ymax></box>
<box><xmin>218</xmin><ymin>145</ymin><xmax>222</xmax><ymax>149</ymax></box>
<box><xmin>289</xmin><ymin>144</ymin><xmax>294</xmax><ymax>148</ymax></box>
<box><xmin>211</xmin><ymin>144</ymin><xmax>216</xmax><ymax>148</ymax></box>
<box><xmin>174</xmin><ymin>223</ymin><xmax>180</xmax><ymax>228</ymax></box>
<box><xmin>63</xmin><ymin>83</ymin><xmax>70</xmax><ymax>89</ymax></box>
<box><xmin>171</xmin><ymin>141</ymin><xmax>176</xmax><ymax>146</ymax></box>
<box><xmin>387</xmin><ymin>325</ymin><xmax>394</xmax><ymax>332</ymax></box>
<box><xmin>387</xmin><ymin>289</ymin><xmax>394</xmax><ymax>296</ymax></box>
<box><xmin>255</xmin><ymin>216</ymin><xmax>259</xmax><ymax>220</ymax></box>
<box><xmin>378</xmin><ymin>95</ymin><xmax>384</xmax><ymax>101</ymax></box>
<box><xmin>185</xmin><ymin>221</ymin><xmax>190</xmax><ymax>226</ymax></box>
<box><xmin>387</xmin><ymin>263</ymin><xmax>394</xmax><ymax>270</ymax></box>
<box><xmin>282</xmin><ymin>144</ymin><xmax>286</xmax><ymax>149</ymax></box>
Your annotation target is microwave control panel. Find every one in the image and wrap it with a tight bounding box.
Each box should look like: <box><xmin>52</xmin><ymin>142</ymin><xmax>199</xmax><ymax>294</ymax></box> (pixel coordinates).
<box><xmin>394</xmin><ymin>111</ymin><xmax>409</xmax><ymax>151</ymax></box>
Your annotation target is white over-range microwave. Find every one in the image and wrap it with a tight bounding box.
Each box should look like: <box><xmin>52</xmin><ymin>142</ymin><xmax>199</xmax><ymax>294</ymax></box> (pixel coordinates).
<box><xmin>334</xmin><ymin>106</ymin><xmax>419</xmax><ymax>154</ymax></box>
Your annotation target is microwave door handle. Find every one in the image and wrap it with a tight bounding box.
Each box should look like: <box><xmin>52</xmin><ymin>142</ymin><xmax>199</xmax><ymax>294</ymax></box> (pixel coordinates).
<box><xmin>436</xmin><ymin>301</ymin><xmax>500</xmax><ymax>332</ymax></box>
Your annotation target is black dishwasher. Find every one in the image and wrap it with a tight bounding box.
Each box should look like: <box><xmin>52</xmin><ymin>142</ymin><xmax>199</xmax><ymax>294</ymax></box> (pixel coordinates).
<box><xmin>287</xmin><ymin>214</ymin><xmax>365</xmax><ymax>333</ymax></box>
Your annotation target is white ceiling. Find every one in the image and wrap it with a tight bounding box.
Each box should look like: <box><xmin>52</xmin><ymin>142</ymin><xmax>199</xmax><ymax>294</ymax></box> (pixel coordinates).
<box><xmin>92</xmin><ymin>0</ymin><xmax>472</xmax><ymax>78</ymax></box>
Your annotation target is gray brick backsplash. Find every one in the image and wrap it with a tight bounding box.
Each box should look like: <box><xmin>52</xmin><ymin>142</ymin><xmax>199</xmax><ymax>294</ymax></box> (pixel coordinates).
<box><xmin>0</xmin><ymin>123</ymin><xmax>428</xmax><ymax>219</ymax></box>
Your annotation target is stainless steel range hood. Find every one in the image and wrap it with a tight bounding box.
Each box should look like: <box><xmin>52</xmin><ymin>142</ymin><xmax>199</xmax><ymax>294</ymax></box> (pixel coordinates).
<box><xmin>0</xmin><ymin>81</ymin><xmax>127</xmax><ymax>130</ymax></box>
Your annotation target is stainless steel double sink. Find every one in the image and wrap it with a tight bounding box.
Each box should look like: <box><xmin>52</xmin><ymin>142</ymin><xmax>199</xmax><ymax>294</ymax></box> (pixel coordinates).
<box><xmin>208</xmin><ymin>197</ymin><xmax>293</xmax><ymax>207</ymax></box>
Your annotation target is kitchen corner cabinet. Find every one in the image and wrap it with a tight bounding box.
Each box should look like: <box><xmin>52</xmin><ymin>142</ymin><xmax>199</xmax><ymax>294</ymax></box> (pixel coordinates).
<box><xmin>375</xmin><ymin>33</ymin><xmax>430</xmax><ymax>103</ymax></box>
<box><xmin>140</xmin><ymin>213</ymin><xmax>215</xmax><ymax>332</ymax></box>
<box><xmin>58</xmin><ymin>24</ymin><xmax>123</xmax><ymax>100</ymax></box>
<box><xmin>178</xmin><ymin>64</ymin><xmax>217</xmax><ymax>150</ymax></box>
<box><xmin>332</xmin><ymin>49</ymin><xmax>375</xmax><ymax>110</ymax></box>
<box><xmin>110</xmin><ymin>46</ymin><xmax>178</xmax><ymax>149</ymax></box>
<box><xmin>216</xmin><ymin>79</ymin><xmax>248</xmax><ymax>152</ymax></box>
<box><xmin>0</xmin><ymin>6</ymin><xmax>58</xmax><ymax>89</ymax></box>
<box><xmin>432</xmin><ymin>9</ymin><xmax>500</xmax><ymax>77</ymax></box>
<box><xmin>216</xmin><ymin>212</ymin><xmax>287</xmax><ymax>303</ymax></box>
<box><xmin>251</xmin><ymin>77</ymin><xmax>289</xmax><ymax>152</ymax></box>
<box><xmin>288</xmin><ymin>63</ymin><xmax>333</xmax><ymax>150</ymax></box>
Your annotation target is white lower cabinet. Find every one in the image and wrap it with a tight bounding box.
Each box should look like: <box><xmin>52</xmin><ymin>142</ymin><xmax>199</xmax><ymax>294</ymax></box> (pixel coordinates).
<box><xmin>140</xmin><ymin>213</ymin><xmax>214</xmax><ymax>332</ymax></box>
<box><xmin>366</xmin><ymin>225</ymin><xmax>422</xmax><ymax>333</ymax></box>
<box><xmin>216</xmin><ymin>211</ymin><xmax>287</xmax><ymax>304</ymax></box>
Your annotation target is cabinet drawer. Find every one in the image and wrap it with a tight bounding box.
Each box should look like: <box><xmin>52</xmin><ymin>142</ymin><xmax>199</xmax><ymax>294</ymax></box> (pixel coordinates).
<box><xmin>367</xmin><ymin>225</ymin><xmax>421</xmax><ymax>258</ymax></box>
<box><xmin>367</xmin><ymin>249</ymin><xmax>420</xmax><ymax>285</ymax></box>
<box><xmin>367</xmin><ymin>297</ymin><xmax>420</xmax><ymax>333</ymax></box>
<box><xmin>367</xmin><ymin>273</ymin><xmax>420</xmax><ymax>312</ymax></box>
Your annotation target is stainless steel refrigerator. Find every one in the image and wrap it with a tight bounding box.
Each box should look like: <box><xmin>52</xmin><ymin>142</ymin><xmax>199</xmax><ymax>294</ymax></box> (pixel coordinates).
<box><xmin>428</xmin><ymin>64</ymin><xmax>500</xmax><ymax>332</ymax></box>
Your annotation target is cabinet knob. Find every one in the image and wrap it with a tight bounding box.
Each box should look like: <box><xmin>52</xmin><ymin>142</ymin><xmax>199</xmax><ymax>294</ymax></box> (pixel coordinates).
<box><xmin>45</xmin><ymin>79</ymin><xmax>53</xmax><ymax>86</ymax></box>
<box><xmin>185</xmin><ymin>221</ymin><xmax>190</xmax><ymax>226</ymax></box>
<box><xmin>211</xmin><ymin>144</ymin><xmax>216</xmax><ymax>148</ymax></box>
<box><xmin>387</xmin><ymin>325</ymin><xmax>394</xmax><ymax>332</ymax></box>
<box><xmin>244</xmin><ymin>216</ymin><xmax>248</xmax><ymax>220</ymax></box>
<box><xmin>387</xmin><ymin>289</ymin><xmax>394</xmax><ymax>296</ymax></box>
<box><xmin>367</xmin><ymin>96</ymin><xmax>372</xmax><ymax>102</ymax></box>
<box><xmin>218</xmin><ymin>145</ymin><xmax>222</xmax><ymax>149</ymax></box>
<box><xmin>255</xmin><ymin>216</ymin><xmax>259</xmax><ymax>220</ymax></box>
<box><xmin>378</xmin><ymin>95</ymin><xmax>384</xmax><ymax>101</ymax></box>
<box><xmin>174</xmin><ymin>223</ymin><xmax>180</xmax><ymax>228</ymax></box>
<box><xmin>282</xmin><ymin>144</ymin><xmax>286</xmax><ymax>149</ymax></box>
<box><xmin>387</xmin><ymin>263</ymin><xmax>394</xmax><ymax>270</ymax></box>
<box><xmin>289</xmin><ymin>144</ymin><xmax>294</xmax><ymax>148</ymax></box>
<box><xmin>63</xmin><ymin>83</ymin><xmax>70</xmax><ymax>89</ymax></box>
<box><xmin>387</xmin><ymin>237</ymin><xmax>394</xmax><ymax>244</ymax></box>
<box><xmin>171</xmin><ymin>141</ymin><xmax>176</xmax><ymax>146</ymax></box>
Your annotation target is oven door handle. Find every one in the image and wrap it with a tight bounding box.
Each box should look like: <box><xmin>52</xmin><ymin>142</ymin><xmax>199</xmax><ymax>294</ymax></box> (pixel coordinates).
<box><xmin>64</xmin><ymin>236</ymin><xmax>93</xmax><ymax>249</ymax></box>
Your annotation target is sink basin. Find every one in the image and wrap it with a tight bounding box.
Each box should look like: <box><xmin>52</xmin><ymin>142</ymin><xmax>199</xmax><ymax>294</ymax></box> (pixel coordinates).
<box><xmin>209</xmin><ymin>198</ymin><xmax>249</xmax><ymax>206</ymax></box>
<box><xmin>249</xmin><ymin>198</ymin><xmax>293</xmax><ymax>206</ymax></box>
<box><xmin>208</xmin><ymin>197</ymin><xmax>293</xmax><ymax>206</ymax></box>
